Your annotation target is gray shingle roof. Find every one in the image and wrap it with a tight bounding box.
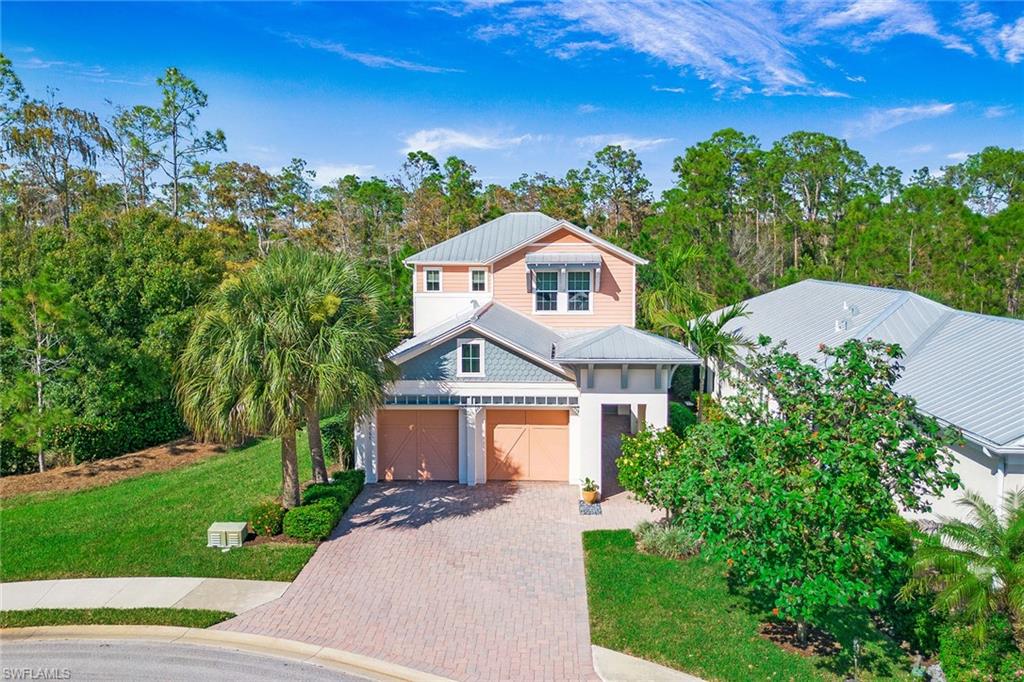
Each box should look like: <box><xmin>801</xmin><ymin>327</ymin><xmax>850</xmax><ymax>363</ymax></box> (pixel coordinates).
<box><xmin>405</xmin><ymin>212</ymin><xmax>559</xmax><ymax>264</ymax></box>
<box><xmin>721</xmin><ymin>279</ymin><xmax>1024</xmax><ymax>450</ymax></box>
<box><xmin>555</xmin><ymin>326</ymin><xmax>700</xmax><ymax>363</ymax></box>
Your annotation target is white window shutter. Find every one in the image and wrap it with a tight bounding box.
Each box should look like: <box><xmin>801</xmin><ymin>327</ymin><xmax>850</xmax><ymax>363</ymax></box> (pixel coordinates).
<box><xmin>593</xmin><ymin>266</ymin><xmax>601</xmax><ymax>291</ymax></box>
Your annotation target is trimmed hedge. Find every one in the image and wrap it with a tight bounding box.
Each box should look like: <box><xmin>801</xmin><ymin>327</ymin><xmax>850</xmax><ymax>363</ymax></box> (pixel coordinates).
<box><xmin>304</xmin><ymin>469</ymin><xmax>365</xmax><ymax>508</ymax></box>
<box><xmin>248</xmin><ymin>500</ymin><xmax>286</xmax><ymax>537</ymax></box>
<box><xmin>49</xmin><ymin>401</ymin><xmax>186</xmax><ymax>464</ymax></box>
<box><xmin>283</xmin><ymin>498</ymin><xmax>342</xmax><ymax>542</ymax></box>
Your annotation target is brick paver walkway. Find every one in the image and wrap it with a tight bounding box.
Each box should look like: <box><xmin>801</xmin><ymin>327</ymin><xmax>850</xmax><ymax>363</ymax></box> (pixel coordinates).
<box><xmin>219</xmin><ymin>482</ymin><xmax>658</xmax><ymax>681</ymax></box>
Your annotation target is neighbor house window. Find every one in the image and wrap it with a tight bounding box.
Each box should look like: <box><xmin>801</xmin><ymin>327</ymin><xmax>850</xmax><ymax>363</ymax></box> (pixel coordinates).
<box><xmin>471</xmin><ymin>269</ymin><xmax>486</xmax><ymax>292</ymax></box>
<box><xmin>568</xmin><ymin>270</ymin><xmax>591</xmax><ymax>312</ymax></box>
<box><xmin>458</xmin><ymin>339</ymin><xmax>483</xmax><ymax>376</ymax></box>
<box><xmin>535</xmin><ymin>271</ymin><xmax>558</xmax><ymax>312</ymax></box>
<box><xmin>425</xmin><ymin>269</ymin><xmax>441</xmax><ymax>292</ymax></box>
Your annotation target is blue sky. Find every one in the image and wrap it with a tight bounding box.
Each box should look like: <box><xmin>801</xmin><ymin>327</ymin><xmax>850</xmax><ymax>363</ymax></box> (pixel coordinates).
<box><xmin>3</xmin><ymin>1</ymin><xmax>1022</xmax><ymax>192</ymax></box>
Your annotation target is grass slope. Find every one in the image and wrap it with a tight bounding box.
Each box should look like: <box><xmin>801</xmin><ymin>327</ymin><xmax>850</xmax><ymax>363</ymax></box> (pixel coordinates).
<box><xmin>583</xmin><ymin>530</ymin><xmax>912</xmax><ymax>682</ymax></box>
<box><xmin>0</xmin><ymin>437</ymin><xmax>318</xmax><ymax>582</ymax></box>
<box><xmin>0</xmin><ymin>608</ymin><xmax>232</xmax><ymax>629</ymax></box>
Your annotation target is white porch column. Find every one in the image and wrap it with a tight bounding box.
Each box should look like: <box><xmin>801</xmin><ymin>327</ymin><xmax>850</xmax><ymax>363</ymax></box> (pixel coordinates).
<box><xmin>568</xmin><ymin>407</ymin><xmax>582</xmax><ymax>484</ymax></box>
<box><xmin>578</xmin><ymin>395</ymin><xmax>603</xmax><ymax>492</ymax></box>
<box><xmin>461</xmin><ymin>406</ymin><xmax>486</xmax><ymax>485</ymax></box>
<box><xmin>354</xmin><ymin>414</ymin><xmax>378</xmax><ymax>483</ymax></box>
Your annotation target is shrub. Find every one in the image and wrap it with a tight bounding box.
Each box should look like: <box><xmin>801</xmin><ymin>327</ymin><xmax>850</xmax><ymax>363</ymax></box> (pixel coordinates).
<box><xmin>248</xmin><ymin>500</ymin><xmax>286</xmax><ymax>537</ymax></box>
<box><xmin>305</xmin><ymin>469</ymin><xmax>365</xmax><ymax>508</ymax></box>
<box><xmin>321</xmin><ymin>413</ymin><xmax>353</xmax><ymax>468</ymax></box>
<box><xmin>876</xmin><ymin>516</ymin><xmax>944</xmax><ymax>655</ymax></box>
<box><xmin>939</xmin><ymin>616</ymin><xmax>1017</xmax><ymax>681</ymax></box>
<box><xmin>0</xmin><ymin>439</ymin><xmax>36</xmax><ymax>477</ymax></box>
<box><xmin>634</xmin><ymin>521</ymin><xmax>702</xmax><ymax>560</ymax></box>
<box><xmin>668</xmin><ymin>402</ymin><xmax>696</xmax><ymax>437</ymax></box>
<box><xmin>49</xmin><ymin>401</ymin><xmax>186</xmax><ymax>464</ymax></box>
<box><xmin>283</xmin><ymin>498</ymin><xmax>342</xmax><ymax>542</ymax></box>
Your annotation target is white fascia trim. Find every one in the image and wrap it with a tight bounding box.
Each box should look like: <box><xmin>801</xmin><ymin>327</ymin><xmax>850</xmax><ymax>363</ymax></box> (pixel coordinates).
<box><xmin>392</xmin><ymin>380</ymin><xmax>579</xmax><ymax>395</ymax></box>
<box><xmin>485</xmin><ymin>220</ymin><xmax>648</xmax><ymax>266</ymax></box>
<box><xmin>391</xmin><ymin>322</ymin><xmax>574</xmax><ymax>380</ymax></box>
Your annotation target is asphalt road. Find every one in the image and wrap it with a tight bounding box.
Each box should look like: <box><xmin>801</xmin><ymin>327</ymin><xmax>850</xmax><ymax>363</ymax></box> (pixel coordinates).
<box><xmin>0</xmin><ymin>639</ymin><xmax>368</xmax><ymax>681</ymax></box>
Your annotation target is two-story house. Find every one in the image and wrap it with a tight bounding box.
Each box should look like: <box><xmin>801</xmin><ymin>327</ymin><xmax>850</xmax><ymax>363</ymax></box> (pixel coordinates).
<box><xmin>354</xmin><ymin>211</ymin><xmax>699</xmax><ymax>495</ymax></box>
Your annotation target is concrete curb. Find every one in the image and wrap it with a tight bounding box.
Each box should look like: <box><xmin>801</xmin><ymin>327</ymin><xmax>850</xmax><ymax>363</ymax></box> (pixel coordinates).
<box><xmin>0</xmin><ymin>625</ymin><xmax>453</xmax><ymax>682</ymax></box>
<box><xmin>592</xmin><ymin>645</ymin><xmax>705</xmax><ymax>682</ymax></box>
<box><xmin>0</xmin><ymin>577</ymin><xmax>290</xmax><ymax>614</ymax></box>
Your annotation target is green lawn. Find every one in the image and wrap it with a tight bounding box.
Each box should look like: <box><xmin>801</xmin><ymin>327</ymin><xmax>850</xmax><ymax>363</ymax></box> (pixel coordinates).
<box><xmin>0</xmin><ymin>436</ymin><xmax>319</xmax><ymax>582</ymax></box>
<box><xmin>0</xmin><ymin>608</ymin><xmax>233</xmax><ymax>629</ymax></box>
<box><xmin>584</xmin><ymin>530</ymin><xmax>914</xmax><ymax>682</ymax></box>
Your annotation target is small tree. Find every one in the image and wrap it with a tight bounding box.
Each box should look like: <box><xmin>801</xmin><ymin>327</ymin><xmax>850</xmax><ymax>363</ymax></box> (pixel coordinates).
<box><xmin>901</xmin><ymin>490</ymin><xmax>1024</xmax><ymax>649</ymax></box>
<box><xmin>619</xmin><ymin>338</ymin><xmax>960</xmax><ymax>646</ymax></box>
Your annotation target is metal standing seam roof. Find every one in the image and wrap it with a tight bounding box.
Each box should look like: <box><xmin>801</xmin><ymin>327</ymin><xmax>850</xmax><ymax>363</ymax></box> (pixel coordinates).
<box><xmin>405</xmin><ymin>212</ymin><xmax>560</xmax><ymax>264</ymax></box>
<box><xmin>403</xmin><ymin>211</ymin><xmax>647</xmax><ymax>265</ymax></box>
<box><xmin>720</xmin><ymin>279</ymin><xmax>1024</xmax><ymax>451</ymax></box>
<box><xmin>555</xmin><ymin>326</ymin><xmax>700</xmax><ymax>363</ymax></box>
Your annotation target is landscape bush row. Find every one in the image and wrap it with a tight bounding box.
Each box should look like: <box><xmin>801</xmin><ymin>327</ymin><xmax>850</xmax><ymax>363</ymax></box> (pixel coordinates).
<box><xmin>248</xmin><ymin>469</ymin><xmax>365</xmax><ymax>543</ymax></box>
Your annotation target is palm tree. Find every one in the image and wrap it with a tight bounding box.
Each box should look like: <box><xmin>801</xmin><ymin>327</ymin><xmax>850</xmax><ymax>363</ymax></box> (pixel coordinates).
<box><xmin>176</xmin><ymin>246</ymin><xmax>397</xmax><ymax>507</ymax></box>
<box><xmin>900</xmin><ymin>490</ymin><xmax>1024</xmax><ymax>648</ymax></box>
<box><xmin>653</xmin><ymin>304</ymin><xmax>750</xmax><ymax>419</ymax></box>
<box><xmin>639</xmin><ymin>243</ymin><xmax>709</xmax><ymax>326</ymax></box>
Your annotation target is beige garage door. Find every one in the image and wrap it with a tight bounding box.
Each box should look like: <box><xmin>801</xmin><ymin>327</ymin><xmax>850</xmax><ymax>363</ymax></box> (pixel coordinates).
<box><xmin>487</xmin><ymin>409</ymin><xmax>569</xmax><ymax>481</ymax></box>
<box><xmin>377</xmin><ymin>409</ymin><xmax>459</xmax><ymax>481</ymax></box>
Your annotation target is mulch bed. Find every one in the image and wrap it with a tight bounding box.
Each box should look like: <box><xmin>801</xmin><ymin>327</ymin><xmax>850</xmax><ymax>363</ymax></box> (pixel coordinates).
<box><xmin>0</xmin><ymin>439</ymin><xmax>226</xmax><ymax>499</ymax></box>
<box><xmin>759</xmin><ymin>620</ymin><xmax>843</xmax><ymax>658</ymax></box>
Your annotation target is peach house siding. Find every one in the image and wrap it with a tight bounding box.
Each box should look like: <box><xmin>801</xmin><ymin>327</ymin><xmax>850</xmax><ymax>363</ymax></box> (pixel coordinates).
<box><xmin>491</xmin><ymin>229</ymin><xmax>635</xmax><ymax>329</ymax></box>
<box><xmin>415</xmin><ymin>265</ymin><xmax>480</xmax><ymax>293</ymax></box>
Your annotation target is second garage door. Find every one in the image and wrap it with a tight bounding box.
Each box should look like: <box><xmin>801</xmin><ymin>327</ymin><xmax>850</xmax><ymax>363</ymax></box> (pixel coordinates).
<box><xmin>487</xmin><ymin>409</ymin><xmax>569</xmax><ymax>481</ymax></box>
<box><xmin>377</xmin><ymin>409</ymin><xmax>459</xmax><ymax>481</ymax></box>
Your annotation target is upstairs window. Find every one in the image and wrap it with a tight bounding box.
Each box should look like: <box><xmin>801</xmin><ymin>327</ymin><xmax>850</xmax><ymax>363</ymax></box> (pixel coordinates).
<box><xmin>535</xmin><ymin>271</ymin><xmax>558</xmax><ymax>312</ymax></box>
<box><xmin>425</xmin><ymin>269</ymin><xmax>441</xmax><ymax>292</ymax></box>
<box><xmin>471</xmin><ymin>269</ymin><xmax>486</xmax><ymax>292</ymax></box>
<box><xmin>568</xmin><ymin>271</ymin><xmax>591</xmax><ymax>312</ymax></box>
<box><xmin>458</xmin><ymin>339</ymin><xmax>483</xmax><ymax>376</ymax></box>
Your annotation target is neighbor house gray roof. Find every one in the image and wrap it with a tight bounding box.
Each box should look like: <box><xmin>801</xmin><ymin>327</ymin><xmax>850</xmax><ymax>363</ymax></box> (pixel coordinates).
<box><xmin>720</xmin><ymin>279</ymin><xmax>1024</xmax><ymax>451</ymax></box>
<box><xmin>555</xmin><ymin>326</ymin><xmax>700</xmax><ymax>364</ymax></box>
<box><xmin>403</xmin><ymin>211</ymin><xmax>647</xmax><ymax>265</ymax></box>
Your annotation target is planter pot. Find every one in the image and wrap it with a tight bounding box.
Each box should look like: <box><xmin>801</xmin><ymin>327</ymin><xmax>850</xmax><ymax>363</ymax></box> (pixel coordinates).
<box><xmin>582</xmin><ymin>490</ymin><xmax>599</xmax><ymax>504</ymax></box>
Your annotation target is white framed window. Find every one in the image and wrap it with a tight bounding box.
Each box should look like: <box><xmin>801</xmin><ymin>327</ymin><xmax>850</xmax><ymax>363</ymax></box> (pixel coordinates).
<box><xmin>471</xmin><ymin>268</ymin><xmax>487</xmax><ymax>292</ymax></box>
<box><xmin>457</xmin><ymin>339</ymin><xmax>484</xmax><ymax>376</ymax></box>
<box><xmin>567</xmin><ymin>270</ymin><xmax>591</xmax><ymax>312</ymax></box>
<box><xmin>425</xmin><ymin>268</ymin><xmax>442</xmax><ymax>292</ymax></box>
<box><xmin>534</xmin><ymin>271</ymin><xmax>558</xmax><ymax>312</ymax></box>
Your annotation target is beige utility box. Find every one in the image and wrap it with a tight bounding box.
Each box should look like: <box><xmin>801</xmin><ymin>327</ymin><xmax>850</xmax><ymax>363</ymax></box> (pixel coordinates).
<box><xmin>207</xmin><ymin>521</ymin><xmax>249</xmax><ymax>548</ymax></box>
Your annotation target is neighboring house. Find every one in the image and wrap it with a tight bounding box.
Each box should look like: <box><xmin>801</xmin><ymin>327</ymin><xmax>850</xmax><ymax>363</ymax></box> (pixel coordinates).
<box><xmin>354</xmin><ymin>212</ymin><xmax>698</xmax><ymax>492</ymax></box>
<box><xmin>714</xmin><ymin>279</ymin><xmax>1024</xmax><ymax>520</ymax></box>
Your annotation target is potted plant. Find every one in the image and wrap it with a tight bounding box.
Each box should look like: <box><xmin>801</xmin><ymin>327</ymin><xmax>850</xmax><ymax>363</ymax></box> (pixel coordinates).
<box><xmin>580</xmin><ymin>477</ymin><xmax>599</xmax><ymax>504</ymax></box>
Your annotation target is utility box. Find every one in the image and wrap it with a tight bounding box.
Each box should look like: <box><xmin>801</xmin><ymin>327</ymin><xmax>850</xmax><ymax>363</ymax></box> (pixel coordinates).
<box><xmin>207</xmin><ymin>521</ymin><xmax>249</xmax><ymax>548</ymax></box>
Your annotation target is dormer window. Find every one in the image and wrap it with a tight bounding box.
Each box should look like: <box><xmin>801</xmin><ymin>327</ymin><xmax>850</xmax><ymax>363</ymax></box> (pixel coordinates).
<box><xmin>568</xmin><ymin>271</ymin><xmax>591</xmax><ymax>312</ymax></box>
<box><xmin>471</xmin><ymin>269</ymin><xmax>486</xmax><ymax>292</ymax></box>
<box><xmin>534</xmin><ymin>271</ymin><xmax>558</xmax><ymax>312</ymax></box>
<box><xmin>457</xmin><ymin>339</ymin><xmax>484</xmax><ymax>376</ymax></box>
<box><xmin>425</xmin><ymin>269</ymin><xmax>441</xmax><ymax>292</ymax></box>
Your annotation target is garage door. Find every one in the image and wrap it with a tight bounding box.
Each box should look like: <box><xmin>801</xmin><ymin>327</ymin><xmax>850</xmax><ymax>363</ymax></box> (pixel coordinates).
<box><xmin>487</xmin><ymin>409</ymin><xmax>569</xmax><ymax>481</ymax></box>
<box><xmin>377</xmin><ymin>409</ymin><xmax>459</xmax><ymax>481</ymax></box>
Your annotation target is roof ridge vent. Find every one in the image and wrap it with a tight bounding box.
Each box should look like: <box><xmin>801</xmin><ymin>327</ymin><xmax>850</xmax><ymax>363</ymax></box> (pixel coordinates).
<box><xmin>843</xmin><ymin>301</ymin><xmax>860</xmax><ymax>316</ymax></box>
<box><xmin>835</xmin><ymin>319</ymin><xmax>850</xmax><ymax>332</ymax></box>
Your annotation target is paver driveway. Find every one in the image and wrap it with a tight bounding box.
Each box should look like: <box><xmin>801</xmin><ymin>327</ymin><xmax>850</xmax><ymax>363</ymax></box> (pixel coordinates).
<box><xmin>220</xmin><ymin>482</ymin><xmax>658</xmax><ymax>681</ymax></box>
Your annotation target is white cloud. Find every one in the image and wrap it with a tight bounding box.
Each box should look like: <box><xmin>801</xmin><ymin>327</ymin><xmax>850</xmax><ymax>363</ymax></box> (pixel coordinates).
<box><xmin>957</xmin><ymin>3</ymin><xmax>1024</xmax><ymax>62</ymax></box>
<box><xmin>547</xmin><ymin>0</ymin><xmax>809</xmax><ymax>95</ymax></box>
<box><xmin>283</xmin><ymin>34</ymin><xmax>462</xmax><ymax>73</ymax></box>
<box><xmin>401</xmin><ymin>128</ymin><xmax>537</xmax><ymax>154</ymax></box>
<box><xmin>577</xmin><ymin>103</ymin><xmax>601</xmax><ymax>114</ymax></box>
<box><xmin>817</xmin><ymin>88</ymin><xmax>851</xmax><ymax>98</ymax></box>
<box><xmin>984</xmin><ymin>105</ymin><xmax>1013</xmax><ymax>119</ymax></box>
<box><xmin>311</xmin><ymin>163</ymin><xmax>376</xmax><ymax>186</ymax></box>
<box><xmin>999</xmin><ymin>16</ymin><xmax>1024</xmax><ymax>63</ymax></box>
<box><xmin>474</xmin><ymin>23</ymin><xmax>519</xmax><ymax>42</ymax></box>
<box><xmin>843</xmin><ymin>102</ymin><xmax>956</xmax><ymax>138</ymax></box>
<box><xmin>904</xmin><ymin>143</ymin><xmax>934</xmax><ymax>154</ymax></box>
<box><xmin>806</xmin><ymin>0</ymin><xmax>974</xmax><ymax>54</ymax></box>
<box><xmin>575</xmin><ymin>134</ymin><xmax>674</xmax><ymax>151</ymax></box>
<box><xmin>946</xmin><ymin>151</ymin><xmax>970</xmax><ymax>162</ymax></box>
<box><xmin>549</xmin><ymin>40</ymin><xmax>615</xmax><ymax>60</ymax></box>
<box><xmin>846</xmin><ymin>74</ymin><xmax>867</xmax><ymax>83</ymax></box>
<box><xmin>651</xmin><ymin>85</ymin><xmax>686</xmax><ymax>94</ymax></box>
<box><xmin>13</xmin><ymin>55</ymin><xmax>145</xmax><ymax>85</ymax></box>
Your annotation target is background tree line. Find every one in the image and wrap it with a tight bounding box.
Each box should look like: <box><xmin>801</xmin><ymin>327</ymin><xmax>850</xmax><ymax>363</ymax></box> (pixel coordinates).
<box><xmin>1</xmin><ymin>56</ymin><xmax>1021</xmax><ymax>475</ymax></box>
